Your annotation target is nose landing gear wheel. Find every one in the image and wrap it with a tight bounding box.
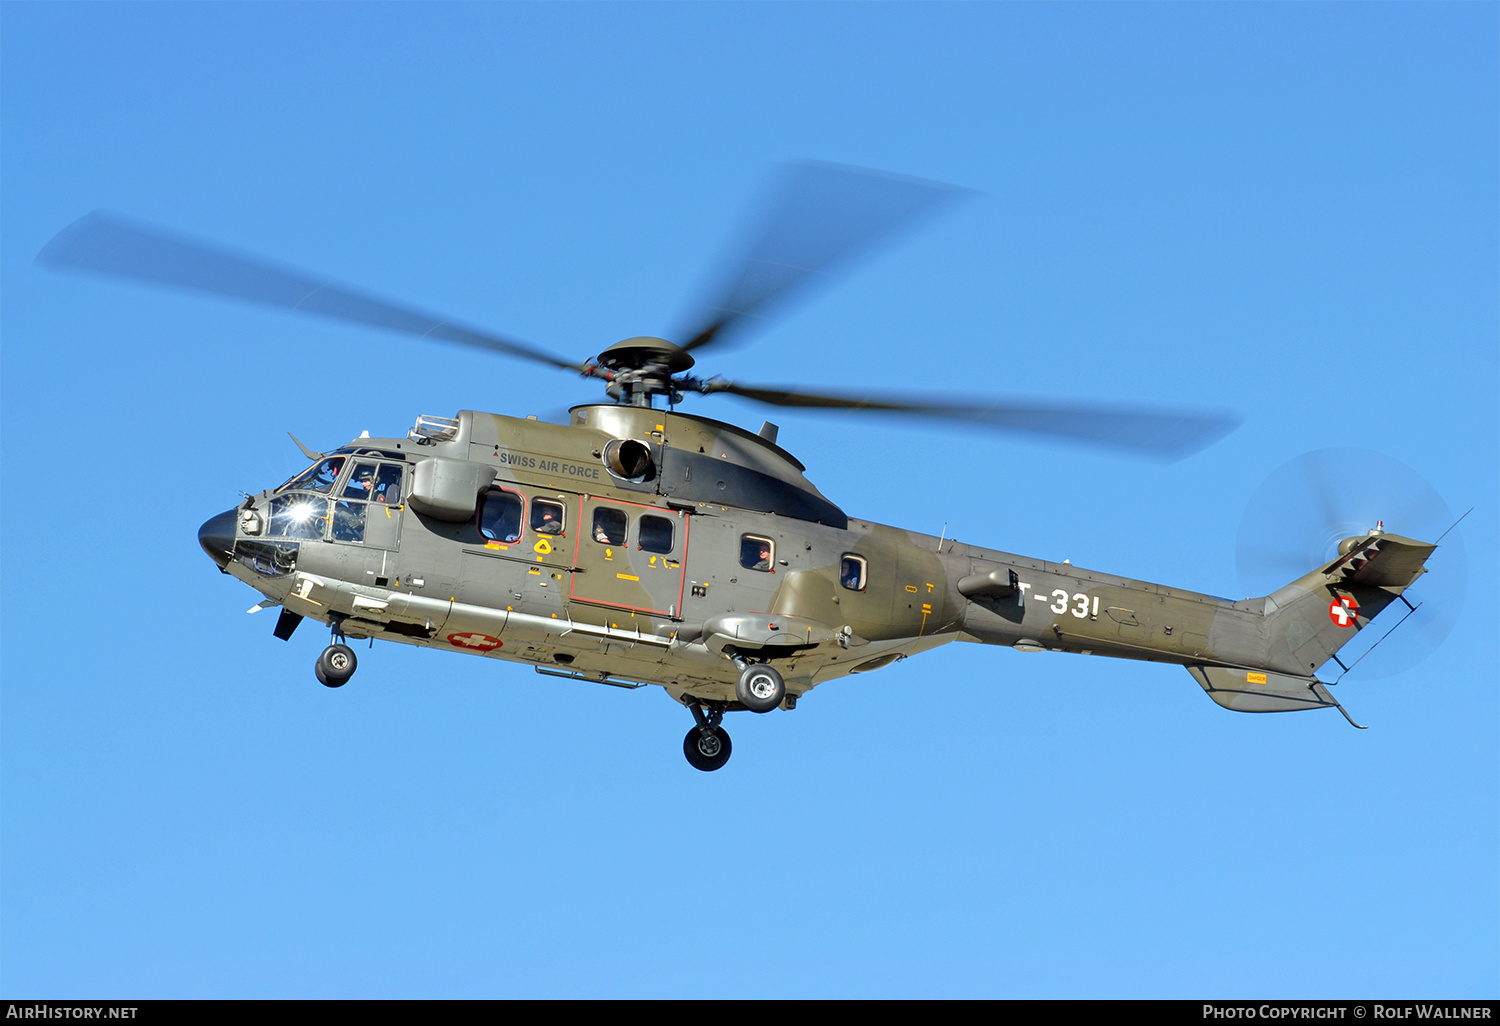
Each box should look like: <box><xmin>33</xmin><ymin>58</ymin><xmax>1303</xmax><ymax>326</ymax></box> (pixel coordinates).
<box><xmin>683</xmin><ymin>725</ymin><xmax>732</xmax><ymax>771</ymax></box>
<box><xmin>316</xmin><ymin>643</ymin><xmax>357</xmax><ymax>688</ymax></box>
<box><xmin>735</xmin><ymin>663</ymin><xmax>785</xmax><ymax>714</ymax></box>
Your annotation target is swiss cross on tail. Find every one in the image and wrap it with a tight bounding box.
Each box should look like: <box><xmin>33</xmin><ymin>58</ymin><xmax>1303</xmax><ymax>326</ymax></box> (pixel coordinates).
<box><xmin>1328</xmin><ymin>595</ymin><xmax>1360</xmax><ymax>627</ymax></box>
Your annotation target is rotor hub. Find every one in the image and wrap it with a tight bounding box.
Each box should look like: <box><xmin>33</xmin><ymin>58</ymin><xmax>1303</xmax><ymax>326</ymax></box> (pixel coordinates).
<box><xmin>589</xmin><ymin>337</ymin><xmax>695</xmax><ymax>407</ymax></box>
<box><xmin>594</xmin><ymin>337</ymin><xmax>695</xmax><ymax>375</ymax></box>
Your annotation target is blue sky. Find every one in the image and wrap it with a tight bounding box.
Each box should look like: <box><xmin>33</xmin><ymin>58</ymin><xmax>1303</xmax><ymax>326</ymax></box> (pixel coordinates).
<box><xmin>2</xmin><ymin>3</ymin><xmax>1495</xmax><ymax>998</ymax></box>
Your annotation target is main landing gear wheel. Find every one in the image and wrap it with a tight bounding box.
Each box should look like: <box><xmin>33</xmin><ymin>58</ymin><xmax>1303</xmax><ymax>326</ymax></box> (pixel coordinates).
<box><xmin>735</xmin><ymin>663</ymin><xmax>785</xmax><ymax>714</ymax></box>
<box><xmin>684</xmin><ymin>725</ymin><xmax>733</xmax><ymax>772</ymax></box>
<box><xmin>316</xmin><ymin>643</ymin><xmax>357</xmax><ymax>688</ymax></box>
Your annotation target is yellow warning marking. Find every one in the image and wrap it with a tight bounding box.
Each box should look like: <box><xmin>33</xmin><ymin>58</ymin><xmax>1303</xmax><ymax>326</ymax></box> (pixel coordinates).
<box><xmin>617</xmin><ymin>573</ymin><xmax>640</xmax><ymax>581</ymax></box>
<box><xmin>649</xmin><ymin>556</ymin><xmax>658</xmax><ymax>566</ymax></box>
<box><xmin>528</xmin><ymin>567</ymin><xmax>541</xmax><ymax>576</ymax></box>
<box><xmin>1247</xmin><ymin>672</ymin><xmax>1268</xmax><ymax>685</ymax></box>
<box><xmin>534</xmin><ymin>538</ymin><xmax>552</xmax><ymax>555</ymax></box>
<box><xmin>905</xmin><ymin>585</ymin><xmax>919</xmax><ymax>594</ymax></box>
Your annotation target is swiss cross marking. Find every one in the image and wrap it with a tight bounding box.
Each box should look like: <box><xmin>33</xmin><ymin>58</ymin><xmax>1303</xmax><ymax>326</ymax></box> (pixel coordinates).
<box><xmin>1328</xmin><ymin>595</ymin><xmax>1360</xmax><ymax>628</ymax></box>
<box><xmin>447</xmin><ymin>632</ymin><xmax>503</xmax><ymax>652</ymax></box>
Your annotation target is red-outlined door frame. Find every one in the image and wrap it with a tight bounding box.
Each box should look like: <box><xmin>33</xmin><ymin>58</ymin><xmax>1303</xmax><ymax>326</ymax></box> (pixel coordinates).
<box><xmin>569</xmin><ymin>495</ymin><xmax>689</xmax><ymax>618</ymax></box>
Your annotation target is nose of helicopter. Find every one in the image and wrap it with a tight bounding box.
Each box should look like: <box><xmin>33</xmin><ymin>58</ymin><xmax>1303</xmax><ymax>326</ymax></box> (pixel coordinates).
<box><xmin>198</xmin><ymin>508</ymin><xmax>238</xmax><ymax>569</ymax></box>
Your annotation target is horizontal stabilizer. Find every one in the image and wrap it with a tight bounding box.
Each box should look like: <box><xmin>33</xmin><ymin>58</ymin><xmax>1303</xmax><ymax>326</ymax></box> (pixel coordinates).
<box><xmin>1319</xmin><ymin>533</ymin><xmax>1435</xmax><ymax>589</ymax></box>
<box><xmin>1187</xmin><ymin>664</ymin><xmax>1337</xmax><ymax>714</ymax></box>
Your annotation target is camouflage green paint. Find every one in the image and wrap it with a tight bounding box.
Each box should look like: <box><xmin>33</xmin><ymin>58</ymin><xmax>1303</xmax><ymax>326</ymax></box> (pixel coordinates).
<box><xmin>215</xmin><ymin>407</ymin><xmax>1436</xmax><ymax>715</ymax></box>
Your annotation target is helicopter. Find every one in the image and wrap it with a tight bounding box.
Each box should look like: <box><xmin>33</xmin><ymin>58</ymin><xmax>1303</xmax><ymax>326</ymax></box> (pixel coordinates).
<box><xmin>38</xmin><ymin>162</ymin><xmax>1441</xmax><ymax>770</ymax></box>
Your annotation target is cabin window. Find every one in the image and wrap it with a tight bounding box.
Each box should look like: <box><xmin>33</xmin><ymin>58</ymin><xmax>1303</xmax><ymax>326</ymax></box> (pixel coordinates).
<box><xmin>531</xmin><ymin>499</ymin><xmax>565</xmax><ymax>536</ymax></box>
<box><xmin>479</xmin><ymin>489</ymin><xmax>524</xmax><ymax>543</ymax></box>
<box><xmin>278</xmin><ymin>456</ymin><xmax>345</xmax><ymax>495</ymax></box>
<box><xmin>740</xmin><ymin>535</ymin><xmax>774</xmax><ymax>572</ymax></box>
<box><xmin>639</xmin><ymin>514</ymin><xmax>674</xmax><ymax>554</ymax></box>
<box><xmin>840</xmin><ymin>554</ymin><xmax>867</xmax><ymax>592</ymax></box>
<box><xmin>592</xmin><ymin>507</ymin><xmax>627</xmax><ymax>545</ymax></box>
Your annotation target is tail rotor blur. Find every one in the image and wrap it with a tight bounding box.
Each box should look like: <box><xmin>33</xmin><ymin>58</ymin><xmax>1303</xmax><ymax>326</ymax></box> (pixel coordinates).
<box><xmin>1235</xmin><ymin>448</ymin><xmax>1467</xmax><ymax>678</ymax></box>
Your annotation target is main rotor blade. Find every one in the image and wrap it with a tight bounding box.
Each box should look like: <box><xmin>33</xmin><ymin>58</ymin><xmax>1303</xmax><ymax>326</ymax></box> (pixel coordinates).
<box><xmin>678</xmin><ymin>162</ymin><xmax>968</xmax><ymax>353</ymax></box>
<box><xmin>701</xmin><ymin>382</ymin><xmax>1240</xmax><ymax>460</ymax></box>
<box><xmin>37</xmin><ymin>211</ymin><xmax>582</xmax><ymax>372</ymax></box>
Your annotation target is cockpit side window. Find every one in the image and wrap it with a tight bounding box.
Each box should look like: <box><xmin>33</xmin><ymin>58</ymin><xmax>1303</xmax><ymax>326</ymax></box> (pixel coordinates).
<box><xmin>479</xmin><ymin>489</ymin><xmax>524</xmax><ymax>543</ymax></box>
<box><xmin>278</xmin><ymin>456</ymin><xmax>345</xmax><ymax>494</ymax></box>
<box><xmin>840</xmin><ymin>554</ymin><xmax>867</xmax><ymax>592</ymax></box>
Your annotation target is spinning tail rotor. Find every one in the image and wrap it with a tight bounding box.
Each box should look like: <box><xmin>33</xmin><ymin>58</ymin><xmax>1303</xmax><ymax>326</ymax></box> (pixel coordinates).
<box><xmin>1236</xmin><ymin>448</ymin><xmax>1468</xmax><ymax>678</ymax></box>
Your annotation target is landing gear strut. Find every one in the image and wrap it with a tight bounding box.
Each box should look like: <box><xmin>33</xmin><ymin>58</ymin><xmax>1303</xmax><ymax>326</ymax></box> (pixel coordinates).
<box><xmin>683</xmin><ymin>702</ymin><xmax>732</xmax><ymax>772</ymax></box>
<box><xmin>315</xmin><ymin>618</ymin><xmax>357</xmax><ymax>688</ymax></box>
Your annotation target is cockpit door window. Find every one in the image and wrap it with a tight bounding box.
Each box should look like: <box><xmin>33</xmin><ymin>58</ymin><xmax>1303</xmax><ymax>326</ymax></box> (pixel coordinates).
<box><xmin>341</xmin><ymin>462</ymin><xmax>380</xmax><ymax>499</ymax></box>
<box><xmin>372</xmin><ymin>464</ymin><xmax>403</xmax><ymax>505</ymax></box>
<box><xmin>330</xmin><ymin>461</ymin><xmax>407</xmax><ymax>545</ymax></box>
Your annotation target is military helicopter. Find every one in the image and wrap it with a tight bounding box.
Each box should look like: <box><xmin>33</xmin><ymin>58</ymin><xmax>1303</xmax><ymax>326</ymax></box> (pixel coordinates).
<box><xmin>39</xmin><ymin>163</ymin><xmax>1443</xmax><ymax>770</ymax></box>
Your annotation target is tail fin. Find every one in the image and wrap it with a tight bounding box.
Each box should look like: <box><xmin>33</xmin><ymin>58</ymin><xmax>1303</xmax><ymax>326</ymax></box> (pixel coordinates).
<box><xmin>1263</xmin><ymin>529</ymin><xmax>1435</xmax><ymax>676</ymax></box>
<box><xmin>1189</xmin><ymin>529</ymin><xmax>1436</xmax><ymax>719</ymax></box>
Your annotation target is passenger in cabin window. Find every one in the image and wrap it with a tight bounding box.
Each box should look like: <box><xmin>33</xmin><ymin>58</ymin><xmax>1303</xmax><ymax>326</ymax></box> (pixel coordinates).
<box><xmin>534</xmin><ymin>505</ymin><xmax>563</xmax><ymax>535</ymax></box>
<box><xmin>741</xmin><ymin>536</ymin><xmax>773</xmax><ymax>571</ymax></box>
